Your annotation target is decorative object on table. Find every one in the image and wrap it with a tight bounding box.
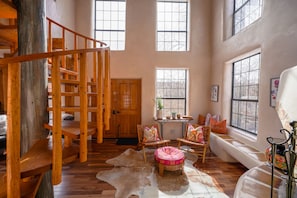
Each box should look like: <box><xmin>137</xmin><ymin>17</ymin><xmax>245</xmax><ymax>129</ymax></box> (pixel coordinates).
<box><xmin>270</xmin><ymin>77</ymin><xmax>280</xmax><ymax>107</ymax></box>
<box><xmin>267</xmin><ymin>121</ymin><xmax>297</xmax><ymax>198</ymax></box>
<box><xmin>177</xmin><ymin>113</ymin><xmax>181</xmax><ymax>119</ymax></box>
<box><xmin>171</xmin><ymin>112</ymin><xmax>176</xmax><ymax>120</ymax></box>
<box><xmin>211</xmin><ymin>85</ymin><xmax>219</xmax><ymax>102</ymax></box>
<box><xmin>156</xmin><ymin>97</ymin><xmax>163</xmax><ymax>120</ymax></box>
<box><xmin>265</xmin><ymin>144</ymin><xmax>287</xmax><ymax>171</ymax></box>
<box><xmin>96</xmin><ymin>148</ymin><xmax>229</xmax><ymax>198</ymax></box>
<box><xmin>271</xmin><ymin>65</ymin><xmax>297</xmax><ymax>198</ymax></box>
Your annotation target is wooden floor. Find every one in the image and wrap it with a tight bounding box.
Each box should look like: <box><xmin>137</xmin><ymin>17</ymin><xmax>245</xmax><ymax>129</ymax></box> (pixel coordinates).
<box><xmin>53</xmin><ymin>139</ymin><xmax>248</xmax><ymax>197</ymax></box>
<box><xmin>0</xmin><ymin>139</ymin><xmax>248</xmax><ymax>197</ymax></box>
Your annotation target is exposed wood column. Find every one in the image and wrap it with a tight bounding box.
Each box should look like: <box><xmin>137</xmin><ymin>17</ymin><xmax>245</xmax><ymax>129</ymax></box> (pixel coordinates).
<box><xmin>6</xmin><ymin>62</ymin><xmax>21</xmax><ymax>198</ymax></box>
<box><xmin>97</xmin><ymin>51</ymin><xmax>103</xmax><ymax>143</ymax></box>
<box><xmin>104</xmin><ymin>49</ymin><xmax>111</xmax><ymax>130</ymax></box>
<box><xmin>51</xmin><ymin>56</ymin><xmax>62</xmax><ymax>185</ymax></box>
<box><xmin>79</xmin><ymin>52</ymin><xmax>88</xmax><ymax>162</ymax></box>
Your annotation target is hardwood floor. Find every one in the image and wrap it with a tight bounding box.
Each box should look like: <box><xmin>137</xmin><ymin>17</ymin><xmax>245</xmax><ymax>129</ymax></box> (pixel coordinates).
<box><xmin>54</xmin><ymin>139</ymin><xmax>248</xmax><ymax>198</ymax></box>
<box><xmin>0</xmin><ymin>139</ymin><xmax>248</xmax><ymax>197</ymax></box>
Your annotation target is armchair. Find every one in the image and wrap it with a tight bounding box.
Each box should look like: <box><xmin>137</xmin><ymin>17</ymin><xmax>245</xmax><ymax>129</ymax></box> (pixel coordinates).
<box><xmin>177</xmin><ymin>123</ymin><xmax>211</xmax><ymax>163</ymax></box>
<box><xmin>137</xmin><ymin>124</ymin><xmax>170</xmax><ymax>162</ymax></box>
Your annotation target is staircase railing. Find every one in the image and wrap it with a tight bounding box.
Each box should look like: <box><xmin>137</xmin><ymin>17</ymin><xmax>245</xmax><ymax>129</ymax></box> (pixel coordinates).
<box><xmin>0</xmin><ymin>17</ymin><xmax>111</xmax><ymax>197</ymax></box>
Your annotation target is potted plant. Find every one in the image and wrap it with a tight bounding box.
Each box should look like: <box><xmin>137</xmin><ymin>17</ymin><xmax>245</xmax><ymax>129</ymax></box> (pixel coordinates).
<box><xmin>156</xmin><ymin>98</ymin><xmax>163</xmax><ymax>120</ymax></box>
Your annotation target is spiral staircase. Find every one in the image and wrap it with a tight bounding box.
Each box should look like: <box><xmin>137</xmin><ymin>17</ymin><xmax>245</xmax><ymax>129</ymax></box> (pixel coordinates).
<box><xmin>0</xmin><ymin>0</ymin><xmax>111</xmax><ymax>197</ymax></box>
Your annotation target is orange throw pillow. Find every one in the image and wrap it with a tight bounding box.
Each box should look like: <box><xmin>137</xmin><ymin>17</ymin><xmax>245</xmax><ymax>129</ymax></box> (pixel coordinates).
<box><xmin>210</xmin><ymin>118</ymin><xmax>227</xmax><ymax>134</ymax></box>
<box><xmin>197</xmin><ymin>114</ymin><xmax>206</xmax><ymax>125</ymax></box>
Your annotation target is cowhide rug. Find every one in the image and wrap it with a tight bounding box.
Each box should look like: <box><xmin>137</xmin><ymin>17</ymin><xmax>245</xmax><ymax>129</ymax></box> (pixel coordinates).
<box><xmin>96</xmin><ymin>148</ymin><xmax>229</xmax><ymax>198</ymax></box>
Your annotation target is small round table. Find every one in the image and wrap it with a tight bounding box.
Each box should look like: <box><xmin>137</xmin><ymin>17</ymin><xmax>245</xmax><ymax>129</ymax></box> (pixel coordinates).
<box><xmin>154</xmin><ymin>146</ymin><xmax>185</xmax><ymax>176</ymax></box>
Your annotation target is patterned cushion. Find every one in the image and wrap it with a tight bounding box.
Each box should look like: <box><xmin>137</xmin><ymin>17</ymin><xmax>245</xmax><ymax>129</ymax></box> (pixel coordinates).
<box><xmin>265</xmin><ymin>145</ymin><xmax>287</xmax><ymax>171</ymax></box>
<box><xmin>205</xmin><ymin>113</ymin><xmax>220</xmax><ymax>126</ymax></box>
<box><xmin>210</xmin><ymin>118</ymin><xmax>227</xmax><ymax>134</ymax></box>
<box><xmin>143</xmin><ymin>125</ymin><xmax>160</xmax><ymax>142</ymax></box>
<box><xmin>154</xmin><ymin>146</ymin><xmax>185</xmax><ymax>165</ymax></box>
<box><xmin>186</xmin><ymin>124</ymin><xmax>205</xmax><ymax>143</ymax></box>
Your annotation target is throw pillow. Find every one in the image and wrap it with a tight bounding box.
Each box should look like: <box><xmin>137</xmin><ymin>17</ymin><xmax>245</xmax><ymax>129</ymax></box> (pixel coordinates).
<box><xmin>210</xmin><ymin>118</ymin><xmax>227</xmax><ymax>134</ymax></box>
<box><xmin>197</xmin><ymin>114</ymin><xmax>206</xmax><ymax>125</ymax></box>
<box><xmin>143</xmin><ymin>125</ymin><xmax>160</xmax><ymax>142</ymax></box>
<box><xmin>205</xmin><ymin>113</ymin><xmax>220</xmax><ymax>126</ymax></box>
<box><xmin>186</xmin><ymin>124</ymin><xmax>205</xmax><ymax>143</ymax></box>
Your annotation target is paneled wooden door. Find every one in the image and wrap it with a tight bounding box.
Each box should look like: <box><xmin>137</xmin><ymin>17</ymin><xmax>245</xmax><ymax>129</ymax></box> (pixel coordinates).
<box><xmin>104</xmin><ymin>79</ymin><xmax>141</xmax><ymax>138</ymax></box>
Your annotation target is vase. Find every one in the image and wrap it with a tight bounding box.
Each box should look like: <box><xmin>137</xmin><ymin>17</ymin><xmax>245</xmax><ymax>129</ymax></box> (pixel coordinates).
<box><xmin>156</xmin><ymin>110</ymin><xmax>163</xmax><ymax>120</ymax></box>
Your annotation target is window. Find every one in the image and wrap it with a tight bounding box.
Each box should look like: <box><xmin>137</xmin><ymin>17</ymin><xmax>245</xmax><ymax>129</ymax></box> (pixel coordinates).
<box><xmin>94</xmin><ymin>0</ymin><xmax>126</xmax><ymax>50</ymax></box>
<box><xmin>156</xmin><ymin>0</ymin><xmax>189</xmax><ymax>51</ymax></box>
<box><xmin>155</xmin><ymin>68</ymin><xmax>188</xmax><ymax>117</ymax></box>
<box><xmin>233</xmin><ymin>0</ymin><xmax>263</xmax><ymax>35</ymax></box>
<box><xmin>231</xmin><ymin>53</ymin><xmax>260</xmax><ymax>135</ymax></box>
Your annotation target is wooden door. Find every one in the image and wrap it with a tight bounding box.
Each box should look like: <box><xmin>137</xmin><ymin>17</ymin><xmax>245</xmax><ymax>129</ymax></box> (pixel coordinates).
<box><xmin>104</xmin><ymin>79</ymin><xmax>141</xmax><ymax>138</ymax></box>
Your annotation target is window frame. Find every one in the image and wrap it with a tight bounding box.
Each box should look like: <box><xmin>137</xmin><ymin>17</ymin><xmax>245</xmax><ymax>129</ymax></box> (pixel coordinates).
<box><xmin>156</xmin><ymin>0</ymin><xmax>190</xmax><ymax>51</ymax></box>
<box><xmin>230</xmin><ymin>53</ymin><xmax>261</xmax><ymax>135</ymax></box>
<box><xmin>94</xmin><ymin>0</ymin><xmax>126</xmax><ymax>51</ymax></box>
<box><xmin>155</xmin><ymin>68</ymin><xmax>188</xmax><ymax>116</ymax></box>
<box><xmin>232</xmin><ymin>0</ymin><xmax>263</xmax><ymax>35</ymax></box>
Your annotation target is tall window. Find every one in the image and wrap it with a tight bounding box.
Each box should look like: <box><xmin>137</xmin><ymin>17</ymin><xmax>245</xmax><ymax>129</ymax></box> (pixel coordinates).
<box><xmin>231</xmin><ymin>53</ymin><xmax>260</xmax><ymax>135</ymax></box>
<box><xmin>156</xmin><ymin>0</ymin><xmax>189</xmax><ymax>51</ymax></box>
<box><xmin>94</xmin><ymin>0</ymin><xmax>126</xmax><ymax>50</ymax></box>
<box><xmin>155</xmin><ymin>68</ymin><xmax>188</xmax><ymax>117</ymax></box>
<box><xmin>233</xmin><ymin>0</ymin><xmax>263</xmax><ymax>35</ymax></box>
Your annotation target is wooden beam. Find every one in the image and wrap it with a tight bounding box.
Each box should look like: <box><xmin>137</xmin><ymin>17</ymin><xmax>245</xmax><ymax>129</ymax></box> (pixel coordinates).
<box><xmin>6</xmin><ymin>62</ymin><xmax>21</xmax><ymax>198</ymax></box>
<box><xmin>97</xmin><ymin>51</ymin><xmax>103</xmax><ymax>143</ymax></box>
<box><xmin>104</xmin><ymin>49</ymin><xmax>111</xmax><ymax>130</ymax></box>
<box><xmin>51</xmin><ymin>56</ymin><xmax>62</xmax><ymax>185</ymax></box>
<box><xmin>79</xmin><ymin>52</ymin><xmax>88</xmax><ymax>162</ymax></box>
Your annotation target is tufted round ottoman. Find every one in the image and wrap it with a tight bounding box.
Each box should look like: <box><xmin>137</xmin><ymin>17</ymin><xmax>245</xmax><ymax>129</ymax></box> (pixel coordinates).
<box><xmin>154</xmin><ymin>146</ymin><xmax>185</xmax><ymax>176</ymax></box>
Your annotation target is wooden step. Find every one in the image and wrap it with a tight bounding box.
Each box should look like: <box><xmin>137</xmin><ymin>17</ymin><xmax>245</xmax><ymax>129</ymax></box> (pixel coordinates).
<box><xmin>0</xmin><ymin>25</ymin><xmax>17</xmax><ymax>44</ymax></box>
<box><xmin>20</xmin><ymin>138</ymin><xmax>79</xmax><ymax>178</ymax></box>
<box><xmin>48</xmin><ymin>91</ymin><xmax>97</xmax><ymax>97</ymax></box>
<box><xmin>0</xmin><ymin>0</ymin><xmax>17</xmax><ymax>19</ymax></box>
<box><xmin>48</xmin><ymin>65</ymin><xmax>78</xmax><ymax>76</ymax></box>
<box><xmin>0</xmin><ymin>138</ymin><xmax>79</xmax><ymax>198</ymax></box>
<box><xmin>44</xmin><ymin>120</ymin><xmax>97</xmax><ymax>139</ymax></box>
<box><xmin>47</xmin><ymin>106</ymin><xmax>97</xmax><ymax>112</ymax></box>
<box><xmin>48</xmin><ymin>78</ymin><xmax>97</xmax><ymax>86</ymax></box>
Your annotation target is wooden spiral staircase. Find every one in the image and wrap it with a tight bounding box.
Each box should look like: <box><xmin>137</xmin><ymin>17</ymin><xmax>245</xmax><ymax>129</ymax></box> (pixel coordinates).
<box><xmin>0</xmin><ymin>1</ymin><xmax>111</xmax><ymax>197</ymax></box>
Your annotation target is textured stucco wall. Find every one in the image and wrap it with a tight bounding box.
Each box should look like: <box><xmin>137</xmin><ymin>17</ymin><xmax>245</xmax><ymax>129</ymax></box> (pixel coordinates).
<box><xmin>211</xmin><ymin>0</ymin><xmax>297</xmax><ymax>151</ymax></box>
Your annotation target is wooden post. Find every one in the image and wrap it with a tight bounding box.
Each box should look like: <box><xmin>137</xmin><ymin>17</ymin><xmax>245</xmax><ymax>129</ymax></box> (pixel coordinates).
<box><xmin>6</xmin><ymin>63</ymin><xmax>21</xmax><ymax>198</ymax></box>
<box><xmin>97</xmin><ymin>51</ymin><xmax>103</xmax><ymax>143</ymax></box>
<box><xmin>104</xmin><ymin>49</ymin><xmax>111</xmax><ymax>130</ymax></box>
<box><xmin>79</xmin><ymin>52</ymin><xmax>88</xmax><ymax>162</ymax></box>
<box><xmin>51</xmin><ymin>56</ymin><xmax>62</xmax><ymax>185</ymax></box>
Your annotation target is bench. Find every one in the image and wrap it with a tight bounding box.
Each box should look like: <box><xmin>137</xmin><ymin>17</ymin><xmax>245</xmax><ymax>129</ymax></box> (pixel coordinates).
<box><xmin>209</xmin><ymin>132</ymin><xmax>266</xmax><ymax>169</ymax></box>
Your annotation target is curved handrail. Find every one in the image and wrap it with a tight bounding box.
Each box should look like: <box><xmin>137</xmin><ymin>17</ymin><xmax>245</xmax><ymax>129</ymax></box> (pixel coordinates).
<box><xmin>46</xmin><ymin>17</ymin><xmax>107</xmax><ymax>47</ymax></box>
<box><xmin>0</xmin><ymin>46</ymin><xmax>109</xmax><ymax>66</ymax></box>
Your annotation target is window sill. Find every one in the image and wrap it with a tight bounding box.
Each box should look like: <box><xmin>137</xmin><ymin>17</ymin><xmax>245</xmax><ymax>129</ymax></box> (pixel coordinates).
<box><xmin>227</xmin><ymin>126</ymin><xmax>257</xmax><ymax>144</ymax></box>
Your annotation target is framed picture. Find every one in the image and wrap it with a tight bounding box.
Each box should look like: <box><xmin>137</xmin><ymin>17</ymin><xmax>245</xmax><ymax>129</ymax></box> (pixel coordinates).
<box><xmin>270</xmin><ymin>77</ymin><xmax>280</xmax><ymax>107</ymax></box>
<box><xmin>211</xmin><ymin>85</ymin><xmax>219</xmax><ymax>102</ymax></box>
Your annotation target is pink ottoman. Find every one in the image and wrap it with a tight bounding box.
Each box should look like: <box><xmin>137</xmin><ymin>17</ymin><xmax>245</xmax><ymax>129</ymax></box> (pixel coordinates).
<box><xmin>154</xmin><ymin>146</ymin><xmax>185</xmax><ymax>176</ymax></box>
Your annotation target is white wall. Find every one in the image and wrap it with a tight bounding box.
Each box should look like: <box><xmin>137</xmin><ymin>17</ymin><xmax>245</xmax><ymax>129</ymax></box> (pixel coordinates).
<box><xmin>211</xmin><ymin>0</ymin><xmax>297</xmax><ymax>151</ymax></box>
<box><xmin>75</xmin><ymin>0</ymin><xmax>213</xmax><ymax>139</ymax></box>
<box><xmin>46</xmin><ymin>0</ymin><xmax>76</xmax><ymax>30</ymax></box>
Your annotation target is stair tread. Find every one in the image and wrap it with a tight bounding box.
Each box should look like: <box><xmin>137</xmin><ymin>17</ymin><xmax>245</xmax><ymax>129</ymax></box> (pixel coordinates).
<box><xmin>45</xmin><ymin>120</ymin><xmax>97</xmax><ymax>139</ymax></box>
<box><xmin>48</xmin><ymin>78</ymin><xmax>96</xmax><ymax>86</ymax></box>
<box><xmin>0</xmin><ymin>0</ymin><xmax>17</xmax><ymax>18</ymax></box>
<box><xmin>47</xmin><ymin>106</ymin><xmax>98</xmax><ymax>112</ymax></box>
<box><xmin>20</xmin><ymin>138</ymin><xmax>79</xmax><ymax>178</ymax></box>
